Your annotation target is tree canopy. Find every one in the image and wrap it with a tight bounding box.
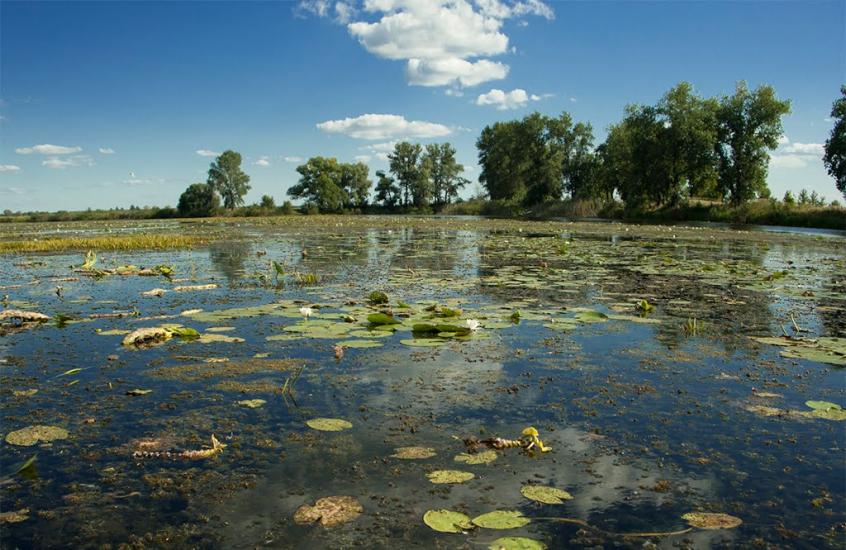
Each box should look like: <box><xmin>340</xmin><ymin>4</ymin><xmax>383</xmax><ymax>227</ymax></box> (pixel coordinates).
<box><xmin>207</xmin><ymin>150</ymin><xmax>251</xmax><ymax>209</ymax></box>
<box><xmin>287</xmin><ymin>157</ymin><xmax>371</xmax><ymax>212</ymax></box>
<box><xmin>823</xmin><ymin>85</ymin><xmax>846</xmax><ymax>199</ymax></box>
<box><xmin>177</xmin><ymin>183</ymin><xmax>219</xmax><ymax>217</ymax></box>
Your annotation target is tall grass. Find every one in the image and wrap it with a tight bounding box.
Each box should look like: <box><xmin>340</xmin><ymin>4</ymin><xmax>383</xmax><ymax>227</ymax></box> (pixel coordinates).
<box><xmin>0</xmin><ymin>234</ymin><xmax>206</xmax><ymax>253</ymax></box>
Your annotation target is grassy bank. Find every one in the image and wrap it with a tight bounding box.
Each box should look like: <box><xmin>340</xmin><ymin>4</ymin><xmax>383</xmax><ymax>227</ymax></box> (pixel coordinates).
<box><xmin>0</xmin><ymin>233</ymin><xmax>207</xmax><ymax>253</ymax></box>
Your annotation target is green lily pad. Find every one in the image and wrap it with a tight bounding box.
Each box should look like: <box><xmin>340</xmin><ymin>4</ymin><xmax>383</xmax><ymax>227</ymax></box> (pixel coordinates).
<box><xmin>5</xmin><ymin>425</ymin><xmax>69</xmax><ymax>446</ymax></box>
<box><xmin>237</xmin><ymin>399</ymin><xmax>267</xmax><ymax>409</ymax></box>
<box><xmin>400</xmin><ymin>338</ymin><xmax>448</xmax><ymax>347</ymax></box>
<box><xmin>423</xmin><ymin>509</ymin><xmax>474</xmax><ymax>533</ymax></box>
<box><xmin>472</xmin><ymin>510</ymin><xmax>531</xmax><ymax>529</ymax></box>
<box><xmin>574</xmin><ymin>311</ymin><xmax>608</xmax><ymax>323</ymax></box>
<box><xmin>335</xmin><ymin>339</ymin><xmax>383</xmax><ymax>349</ymax></box>
<box><xmin>520</xmin><ymin>485</ymin><xmax>573</xmax><ymax>504</ymax></box>
<box><xmin>454</xmin><ymin>450</ymin><xmax>498</xmax><ymax>465</ymax></box>
<box><xmin>426</xmin><ymin>470</ymin><xmax>475</xmax><ymax>484</ymax></box>
<box><xmin>805</xmin><ymin>401</ymin><xmax>846</xmax><ymax>420</ymax></box>
<box><xmin>391</xmin><ymin>447</ymin><xmax>437</xmax><ymax>459</ymax></box>
<box><xmin>367</xmin><ymin>313</ymin><xmax>400</xmax><ymax>326</ymax></box>
<box><xmin>489</xmin><ymin>537</ymin><xmax>548</xmax><ymax>550</ymax></box>
<box><xmin>306</xmin><ymin>418</ymin><xmax>353</xmax><ymax>432</ymax></box>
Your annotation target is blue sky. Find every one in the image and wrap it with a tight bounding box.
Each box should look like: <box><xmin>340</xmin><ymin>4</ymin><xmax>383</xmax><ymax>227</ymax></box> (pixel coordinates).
<box><xmin>1</xmin><ymin>0</ymin><xmax>843</xmax><ymax>211</ymax></box>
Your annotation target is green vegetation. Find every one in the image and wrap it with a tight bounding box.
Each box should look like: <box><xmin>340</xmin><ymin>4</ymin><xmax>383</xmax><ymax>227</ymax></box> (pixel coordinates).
<box><xmin>823</xmin><ymin>85</ymin><xmax>846</xmax><ymax>199</ymax></box>
<box><xmin>0</xmin><ymin>233</ymin><xmax>206</xmax><ymax>253</ymax></box>
<box><xmin>286</xmin><ymin>157</ymin><xmax>371</xmax><ymax>212</ymax></box>
<box><xmin>207</xmin><ymin>150</ymin><xmax>251</xmax><ymax>209</ymax></box>
<box><xmin>177</xmin><ymin>183</ymin><xmax>219</xmax><ymax>217</ymax></box>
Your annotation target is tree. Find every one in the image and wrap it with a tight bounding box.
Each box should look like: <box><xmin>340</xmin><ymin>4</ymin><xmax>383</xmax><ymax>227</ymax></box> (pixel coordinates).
<box><xmin>388</xmin><ymin>142</ymin><xmax>426</xmax><ymax>207</ymax></box>
<box><xmin>823</xmin><ymin>86</ymin><xmax>846</xmax><ymax>199</ymax></box>
<box><xmin>339</xmin><ymin>162</ymin><xmax>371</xmax><ymax>209</ymax></box>
<box><xmin>177</xmin><ymin>183</ymin><xmax>219</xmax><ymax>217</ymax></box>
<box><xmin>260</xmin><ymin>195</ymin><xmax>276</xmax><ymax>209</ymax></box>
<box><xmin>207</xmin><ymin>150</ymin><xmax>251</xmax><ymax>209</ymax></box>
<box><xmin>782</xmin><ymin>190</ymin><xmax>795</xmax><ymax>205</ymax></box>
<box><xmin>374</xmin><ymin>170</ymin><xmax>400</xmax><ymax>207</ymax></box>
<box><xmin>798</xmin><ymin>189</ymin><xmax>810</xmax><ymax>205</ymax></box>
<box><xmin>657</xmin><ymin>82</ymin><xmax>720</xmax><ymax>200</ymax></box>
<box><xmin>715</xmin><ymin>82</ymin><xmax>790</xmax><ymax>205</ymax></box>
<box><xmin>477</xmin><ymin>120</ymin><xmax>527</xmax><ymax>203</ymax></box>
<box><xmin>288</xmin><ymin>157</ymin><xmax>347</xmax><ymax>212</ymax></box>
<box><xmin>422</xmin><ymin>143</ymin><xmax>468</xmax><ymax>205</ymax></box>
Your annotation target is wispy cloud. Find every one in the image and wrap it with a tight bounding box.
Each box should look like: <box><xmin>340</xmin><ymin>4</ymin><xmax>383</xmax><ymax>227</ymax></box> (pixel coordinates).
<box><xmin>42</xmin><ymin>155</ymin><xmax>94</xmax><ymax>169</ymax></box>
<box><xmin>770</xmin><ymin>141</ymin><xmax>825</xmax><ymax>169</ymax></box>
<box><xmin>283</xmin><ymin>156</ymin><xmax>304</xmax><ymax>163</ymax></box>
<box><xmin>254</xmin><ymin>156</ymin><xmax>271</xmax><ymax>167</ymax></box>
<box><xmin>16</xmin><ymin>144</ymin><xmax>82</xmax><ymax>155</ymax></box>
<box><xmin>317</xmin><ymin>113</ymin><xmax>451</xmax><ymax>140</ymax></box>
<box><xmin>99</xmin><ymin>147</ymin><xmax>115</xmax><ymax>154</ymax></box>
<box><xmin>0</xmin><ymin>164</ymin><xmax>21</xmax><ymax>172</ymax></box>
<box><xmin>196</xmin><ymin>149</ymin><xmax>219</xmax><ymax>157</ymax></box>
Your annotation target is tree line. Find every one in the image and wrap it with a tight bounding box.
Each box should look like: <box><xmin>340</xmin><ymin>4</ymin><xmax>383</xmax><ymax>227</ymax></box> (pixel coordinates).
<box><xmin>174</xmin><ymin>82</ymin><xmax>845</xmax><ymax>218</ymax></box>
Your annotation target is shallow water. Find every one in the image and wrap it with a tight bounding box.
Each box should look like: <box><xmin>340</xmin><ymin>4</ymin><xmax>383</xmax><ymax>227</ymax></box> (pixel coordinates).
<box><xmin>1</xmin><ymin>217</ymin><xmax>844</xmax><ymax>549</ymax></box>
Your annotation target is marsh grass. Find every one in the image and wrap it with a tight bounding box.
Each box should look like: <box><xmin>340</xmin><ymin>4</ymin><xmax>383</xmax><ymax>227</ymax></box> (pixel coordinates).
<box><xmin>0</xmin><ymin>234</ymin><xmax>206</xmax><ymax>253</ymax></box>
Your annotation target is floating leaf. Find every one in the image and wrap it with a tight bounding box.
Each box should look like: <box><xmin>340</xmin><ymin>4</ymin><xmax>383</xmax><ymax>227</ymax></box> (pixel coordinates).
<box><xmin>423</xmin><ymin>509</ymin><xmax>474</xmax><ymax>533</ymax></box>
<box><xmin>237</xmin><ymin>399</ymin><xmax>266</xmax><ymax>409</ymax></box>
<box><xmin>391</xmin><ymin>446</ymin><xmax>436</xmax><ymax>459</ymax></box>
<box><xmin>367</xmin><ymin>313</ymin><xmax>400</xmax><ymax>326</ymax></box>
<box><xmin>0</xmin><ymin>310</ymin><xmax>50</xmax><ymax>323</ymax></box>
<box><xmin>520</xmin><ymin>485</ymin><xmax>573</xmax><ymax>504</ymax></box>
<box><xmin>472</xmin><ymin>510</ymin><xmax>531</xmax><ymax>529</ymax></box>
<box><xmin>335</xmin><ymin>339</ymin><xmax>383</xmax><ymax>349</ymax></box>
<box><xmin>122</xmin><ymin>327</ymin><xmax>172</xmax><ymax>347</ymax></box>
<box><xmin>805</xmin><ymin>401</ymin><xmax>846</xmax><ymax>420</ymax></box>
<box><xmin>682</xmin><ymin>512</ymin><xmax>742</xmax><ymax>529</ymax></box>
<box><xmin>125</xmin><ymin>389</ymin><xmax>152</xmax><ymax>396</ymax></box>
<box><xmin>426</xmin><ymin>470</ymin><xmax>475</xmax><ymax>484</ymax></box>
<box><xmin>489</xmin><ymin>537</ymin><xmax>548</xmax><ymax>550</ymax></box>
<box><xmin>454</xmin><ymin>450</ymin><xmax>498</xmax><ymax>465</ymax></box>
<box><xmin>575</xmin><ymin>311</ymin><xmax>608</xmax><ymax>323</ymax></box>
<box><xmin>12</xmin><ymin>389</ymin><xmax>38</xmax><ymax>398</ymax></box>
<box><xmin>368</xmin><ymin>291</ymin><xmax>389</xmax><ymax>305</ymax></box>
<box><xmin>306</xmin><ymin>418</ymin><xmax>353</xmax><ymax>432</ymax></box>
<box><xmin>173</xmin><ymin>284</ymin><xmax>218</xmax><ymax>291</ymax></box>
<box><xmin>5</xmin><ymin>425</ymin><xmax>69</xmax><ymax>446</ymax></box>
<box><xmin>294</xmin><ymin>495</ymin><xmax>363</xmax><ymax>527</ymax></box>
<box><xmin>0</xmin><ymin>508</ymin><xmax>30</xmax><ymax>524</ymax></box>
<box><xmin>400</xmin><ymin>338</ymin><xmax>448</xmax><ymax>347</ymax></box>
<box><xmin>169</xmin><ymin>326</ymin><xmax>200</xmax><ymax>339</ymax></box>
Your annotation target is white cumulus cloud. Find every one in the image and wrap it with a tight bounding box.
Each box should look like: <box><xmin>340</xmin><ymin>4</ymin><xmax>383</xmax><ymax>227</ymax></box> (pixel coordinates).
<box><xmin>769</xmin><ymin>154</ymin><xmax>809</xmax><ymax>169</ymax></box>
<box><xmin>99</xmin><ymin>147</ymin><xmax>115</xmax><ymax>154</ymax></box>
<box><xmin>0</xmin><ymin>164</ymin><xmax>21</xmax><ymax>172</ymax></box>
<box><xmin>305</xmin><ymin>0</ymin><xmax>553</xmax><ymax>88</ymax></box>
<box><xmin>354</xmin><ymin>154</ymin><xmax>373</xmax><ymax>163</ymax></box>
<box><xmin>475</xmin><ymin>88</ymin><xmax>543</xmax><ymax>110</ymax></box>
<box><xmin>16</xmin><ymin>144</ymin><xmax>82</xmax><ymax>155</ymax></box>
<box><xmin>317</xmin><ymin>113</ymin><xmax>452</xmax><ymax>140</ymax></box>
<box><xmin>284</xmin><ymin>156</ymin><xmax>304</xmax><ymax>163</ymax></box>
<box><xmin>196</xmin><ymin>149</ymin><xmax>220</xmax><ymax>157</ymax></box>
<box><xmin>254</xmin><ymin>156</ymin><xmax>271</xmax><ymax>167</ymax></box>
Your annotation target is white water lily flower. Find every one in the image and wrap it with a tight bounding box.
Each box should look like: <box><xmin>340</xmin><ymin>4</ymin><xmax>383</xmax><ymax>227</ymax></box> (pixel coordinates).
<box><xmin>465</xmin><ymin>319</ymin><xmax>481</xmax><ymax>331</ymax></box>
<box><xmin>299</xmin><ymin>306</ymin><xmax>313</xmax><ymax>319</ymax></box>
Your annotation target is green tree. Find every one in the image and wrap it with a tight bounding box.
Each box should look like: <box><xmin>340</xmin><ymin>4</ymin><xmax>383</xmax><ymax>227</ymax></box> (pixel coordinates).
<box><xmin>177</xmin><ymin>183</ymin><xmax>219</xmax><ymax>217</ymax></box>
<box><xmin>657</xmin><ymin>82</ymin><xmax>720</xmax><ymax>200</ymax></box>
<box><xmin>207</xmin><ymin>150</ymin><xmax>251</xmax><ymax>209</ymax></box>
<box><xmin>422</xmin><ymin>143</ymin><xmax>468</xmax><ymax>205</ymax></box>
<box><xmin>260</xmin><ymin>195</ymin><xmax>276</xmax><ymax>209</ymax></box>
<box><xmin>339</xmin><ymin>162</ymin><xmax>371</xmax><ymax>209</ymax></box>
<box><xmin>287</xmin><ymin>157</ymin><xmax>347</xmax><ymax>212</ymax></box>
<box><xmin>715</xmin><ymin>82</ymin><xmax>791</xmax><ymax>205</ymax></box>
<box><xmin>374</xmin><ymin>170</ymin><xmax>400</xmax><ymax>207</ymax></box>
<box><xmin>798</xmin><ymin>189</ymin><xmax>810</xmax><ymax>205</ymax></box>
<box><xmin>388</xmin><ymin>142</ymin><xmax>426</xmax><ymax>207</ymax></box>
<box><xmin>782</xmin><ymin>190</ymin><xmax>795</xmax><ymax>205</ymax></box>
<box><xmin>823</xmin><ymin>86</ymin><xmax>846</xmax><ymax>199</ymax></box>
<box><xmin>477</xmin><ymin>120</ymin><xmax>527</xmax><ymax>203</ymax></box>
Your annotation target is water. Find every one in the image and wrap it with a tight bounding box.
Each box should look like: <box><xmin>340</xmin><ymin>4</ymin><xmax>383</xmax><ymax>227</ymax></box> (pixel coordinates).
<box><xmin>1</xmin><ymin>217</ymin><xmax>844</xmax><ymax>549</ymax></box>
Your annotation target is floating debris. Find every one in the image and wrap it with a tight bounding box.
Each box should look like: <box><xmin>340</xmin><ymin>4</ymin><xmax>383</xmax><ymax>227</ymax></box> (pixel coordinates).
<box><xmin>5</xmin><ymin>425</ymin><xmax>69</xmax><ymax>447</ymax></box>
<box><xmin>132</xmin><ymin>434</ymin><xmax>226</xmax><ymax>460</ymax></box>
<box><xmin>293</xmin><ymin>496</ymin><xmax>363</xmax><ymax>527</ymax></box>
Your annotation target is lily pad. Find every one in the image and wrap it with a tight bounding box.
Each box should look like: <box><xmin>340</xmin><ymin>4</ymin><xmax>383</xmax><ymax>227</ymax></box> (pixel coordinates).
<box><xmin>805</xmin><ymin>401</ymin><xmax>846</xmax><ymax>420</ymax></box>
<box><xmin>520</xmin><ymin>485</ymin><xmax>573</xmax><ymax>504</ymax></box>
<box><xmin>426</xmin><ymin>470</ymin><xmax>475</xmax><ymax>484</ymax></box>
<box><xmin>0</xmin><ymin>508</ymin><xmax>30</xmax><ymax>523</ymax></box>
<box><xmin>293</xmin><ymin>495</ymin><xmax>363</xmax><ymax>527</ymax></box>
<box><xmin>400</xmin><ymin>338</ymin><xmax>448</xmax><ymax>347</ymax></box>
<box><xmin>5</xmin><ymin>425</ymin><xmax>69</xmax><ymax>446</ymax></box>
<box><xmin>306</xmin><ymin>418</ymin><xmax>353</xmax><ymax>432</ymax></box>
<box><xmin>391</xmin><ymin>446</ymin><xmax>437</xmax><ymax>459</ymax></box>
<box><xmin>489</xmin><ymin>537</ymin><xmax>548</xmax><ymax>550</ymax></box>
<box><xmin>367</xmin><ymin>313</ymin><xmax>400</xmax><ymax>326</ymax></box>
<box><xmin>237</xmin><ymin>399</ymin><xmax>267</xmax><ymax>409</ymax></box>
<box><xmin>125</xmin><ymin>389</ymin><xmax>152</xmax><ymax>396</ymax></box>
<box><xmin>472</xmin><ymin>510</ymin><xmax>531</xmax><ymax>529</ymax></box>
<box><xmin>423</xmin><ymin>509</ymin><xmax>474</xmax><ymax>533</ymax></box>
<box><xmin>682</xmin><ymin>512</ymin><xmax>742</xmax><ymax>529</ymax></box>
<box><xmin>454</xmin><ymin>450</ymin><xmax>498</xmax><ymax>465</ymax></box>
<box><xmin>335</xmin><ymin>339</ymin><xmax>383</xmax><ymax>349</ymax></box>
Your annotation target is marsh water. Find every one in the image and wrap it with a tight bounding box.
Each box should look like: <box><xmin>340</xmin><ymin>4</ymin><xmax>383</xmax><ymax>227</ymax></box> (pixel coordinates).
<box><xmin>1</xmin><ymin>217</ymin><xmax>844</xmax><ymax>549</ymax></box>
